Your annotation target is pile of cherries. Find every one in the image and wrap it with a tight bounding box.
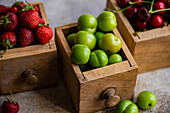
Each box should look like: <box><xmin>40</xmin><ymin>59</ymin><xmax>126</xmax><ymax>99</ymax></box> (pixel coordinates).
<box><xmin>115</xmin><ymin>0</ymin><xmax>170</xmax><ymax>31</ymax></box>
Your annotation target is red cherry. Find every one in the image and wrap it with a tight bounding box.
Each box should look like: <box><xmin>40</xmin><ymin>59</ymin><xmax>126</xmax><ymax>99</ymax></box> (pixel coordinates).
<box><xmin>138</xmin><ymin>7</ymin><xmax>151</xmax><ymax>21</ymax></box>
<box><xmin>149</xmin><ymin>15</ymin><xmax>163</xmax><ymax>27</ymax></box>
<box><xmin>153</xmin><ymin>1</ymin><xmax>165</xmax><ymax>14</ymax></box>
<box><xmin>134</xmin><ymin>18</ymin><xmax>147</xmax><ymax>30</ymax></box>
<box><xmin>157</xmin><ymin>0</ymin><xmax>168</xmax><ymax>4</ymax></box>
<box><xmin>133</xmin><ymin>0</ymin><xmax>143</xmax><ymax>6</ymax></box>
<box><xmin>124</xmin><ymin>7</ymin><xmax>138</xmax><ymax>19</ymax></box>
<box><xmin>118</xmin><ymin>0</ymin><xmax>131</xmax><ymax>8</ymax></box>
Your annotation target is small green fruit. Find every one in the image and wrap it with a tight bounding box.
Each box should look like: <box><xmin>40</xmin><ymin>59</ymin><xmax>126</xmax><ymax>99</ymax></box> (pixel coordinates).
<box><xmin>109</xmin><ymin>54</ymin><xmax>123</xmax><ymax>64</ymax></box>
<box><xmin>74</xmin><ymin>30</ymin><xmax>96</xmax><ymax>50</ymax></box>
<box><xmin>67</xmin><ymin>33</ymin><xmax>76</xmax><ymax>47</ymax></box>
<box><xmin>137</xmin><ymin>91</ymin><xmax>157</xmax><ymax>110</ymax></box>
<box><xmin>79</xmin><ymin>64</ymin><xmax>89</xmax><ymax>72</ymax></box>
<box><xmin>88</xmin><ymin>50</ymin><xmax>108</xmax><ymax>68</ymax></box>
<box><xmin>97</xmin><ymin>11</ymin><xmax>117</xmax><ymax>32</ymax></box>
<box><xmin>99</xmin><ymin>33</ymin><xmax>122</xmax><ymax>54</ymax></box>
<box><xmin>94</xmin><ymin>32</ymin><xmax>104</xmax><ymax>43</ymax></box>
<box><xmin>70</xmin><ymin>44</ymin><xmax>91</xmax><ymax>65</ymax></box>
<box><xmin>78</xmin><ymin>14</ymin><xmax>97</xmax><ymax>33</ymax></box>
<box><xmin>116</xmin><ymin>100</ymin><xmax>138</xmax><ymax>113</ymax></box>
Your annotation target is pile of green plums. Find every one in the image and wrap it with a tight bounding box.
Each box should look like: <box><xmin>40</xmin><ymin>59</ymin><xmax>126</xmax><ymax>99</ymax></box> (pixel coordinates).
<box><xmin>116</xmin><ymin>91</ymin><xmax>157</xmax><ymax>113</ymax></box>
<box><xmin>67</xmin><ymin>11</ymin><xmax>123</xmax><ymax>71</ymax></box>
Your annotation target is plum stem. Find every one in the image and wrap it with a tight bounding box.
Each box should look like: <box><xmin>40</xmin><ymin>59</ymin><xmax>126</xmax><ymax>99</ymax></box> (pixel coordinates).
<box><xmin>150</xmin><ymin>108</ymin><xmax>153</xmax><ymax>112</ymax></box>
<box><xmin>105</xmin><ymin>5</ymin><xmax>133</xmax><ymax>13</ymax></box>
<box><xmin>129</xmin><ymin>1</ymin><xmax>151</xmax><ymax>5</ymax></box>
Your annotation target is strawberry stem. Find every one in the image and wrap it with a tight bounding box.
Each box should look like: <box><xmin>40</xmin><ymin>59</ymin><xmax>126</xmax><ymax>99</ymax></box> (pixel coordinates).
<box><xmin>2</xmin><ymin>46</ymin><xmax>8</xmax><ymax>55</ymax></box>
<box><xmin>25</xmin><ymin>0</ymin><xmax>30</xmax><ymax>5</ymax></box>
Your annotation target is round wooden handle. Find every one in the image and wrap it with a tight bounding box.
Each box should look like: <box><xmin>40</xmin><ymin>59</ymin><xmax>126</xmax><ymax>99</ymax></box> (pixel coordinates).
<box><xmin>105</xmin><ymin>95</ymin><xmax>120</xmax><ymax>107</ymax></box>
<box><xmin>21</xmin><ymin>69</ymin><xmax>38</xmax><ymax>85</ymax></box>
<box><xmin>102</xmin><ymin>88</ymin><xmax>120</xmax><ymax>107</ymax></box>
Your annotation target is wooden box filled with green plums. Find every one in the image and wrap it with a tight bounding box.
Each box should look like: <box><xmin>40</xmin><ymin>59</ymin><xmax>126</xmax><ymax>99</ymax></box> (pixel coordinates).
<box><xmin>55</xmin><ymin>11</ymin><xmax>138</xmax><ymax>113</ymax></box>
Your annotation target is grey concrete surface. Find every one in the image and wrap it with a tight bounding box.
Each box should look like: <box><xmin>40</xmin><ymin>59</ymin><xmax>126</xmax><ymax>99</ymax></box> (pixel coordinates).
<box><xmin>0</xmin><ymin>0</ymin><xmax>170</xmax><ymax>113</ymax></box>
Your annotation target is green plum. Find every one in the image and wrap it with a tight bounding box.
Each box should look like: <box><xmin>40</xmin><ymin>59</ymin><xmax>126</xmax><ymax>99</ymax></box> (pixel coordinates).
<box><xmin>116</xmin><ymin>100</ymin><xmax>138</xmax><ymax>113</ymax></box>
<box><xmin>70</xmin><ymin>44</ymin><xmax>91</xmax><ymax>65</ymax></box>
<box><xmin>109</xmin><ymin>54</ymin><xmax>123</xmax><ymax>64</ymax></box>
<box><xmin>137</xmin><ymin>91</ymin><xmax>157</xmax><ymax>110</ymax></box>
<box><xmin>78</xmin><ymin>14</ymin><xmax>97</xmax><ymax>33</ymax></box>
<box><xmin>79</xmin><ymin>64</ymin><xmax>89</xmax><ymax>71</ymax></box>
<box><xmin>97</xmin><ymin>11</ymin><xmax>117</xmax><ymax>32</ymax></box>
<box><xmin>94</xmin><ymin>31</ymin><xmax>104</xmax><ymax>44</ymax></box>
<box><xmin>99</xmin><ymin>33</ymin><xmax>122</xmax><ymax>54</ymax></box>
<box><xmin>67</xmin><ymin>33</ymin><xmax>76</xmax><ymax>47</ymax></box>
<box><xmin>88</xmin><ymin>50</ymin><xmax>108</xmax><ymax>68</ymax></box>
<box><xmin>74</xmin><ymin>30</ymin><xmax>96</xmax><ymax>50</ymax></box>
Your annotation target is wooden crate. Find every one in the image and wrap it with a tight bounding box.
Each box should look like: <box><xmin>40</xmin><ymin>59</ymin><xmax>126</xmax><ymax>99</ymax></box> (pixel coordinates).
<box><xmin>107</xmin><ymin>0</ymin><xmax>170</xmax><ymax>73</ymax></box>
<box><xmin>55</xmin><ymin>23</ymin><xmax>138</xmax><ymax>113</ymax></box>
<box><xmin>0</xmin><ymin>2</ymin><xmax>58</xmax><ymax>94</ymax></box>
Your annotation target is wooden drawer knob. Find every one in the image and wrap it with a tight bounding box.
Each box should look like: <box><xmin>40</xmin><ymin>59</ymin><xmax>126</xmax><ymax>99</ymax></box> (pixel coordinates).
<box><xmin>102</xmin><ymin>88</ymin><xmax>120</xmax><ymax>107</ymax></box>
<box><xmin>21</xmin><ymin>69</ymin><xmax>38</xmax><ymax>85</ymax></box>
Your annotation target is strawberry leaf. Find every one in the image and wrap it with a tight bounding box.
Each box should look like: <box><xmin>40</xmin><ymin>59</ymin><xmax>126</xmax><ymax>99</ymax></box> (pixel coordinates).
<box><xmin>38</xmin><ymin>23</ymin><xmax>50</xmax><ymax>27</ymax></box>
<box><xmin>14</xmin><ymin>1</ymin><xmax>24</xmax><ymax>5</ymax></box>
<box><xmin>20</xmin><ymin>4</ymin><xmax>34</xmax><ymax>13</ymax></box>
<box><xmin>0</xmin><ymin>14</ymin><xmax>12</xmax><ymax>26</ymax></box>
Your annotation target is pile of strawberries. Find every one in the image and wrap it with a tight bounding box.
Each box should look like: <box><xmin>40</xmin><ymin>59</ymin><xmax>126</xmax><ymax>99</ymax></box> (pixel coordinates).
<box><xmin>0</xmin><ymin>0</ymin><xmax>53</xmax><ymax>55</ymax></box>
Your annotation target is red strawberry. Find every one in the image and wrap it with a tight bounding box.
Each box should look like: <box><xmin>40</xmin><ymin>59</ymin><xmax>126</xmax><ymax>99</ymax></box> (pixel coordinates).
<box><xmin>0</xmin><ymin>5</ymin><xmax>9</xmax><ymax>15</ymax></box>
<box><xmin>10</xmin><ymin>7</ymin><xmax>18</xmax><ymax>14</ymax></box>
<box><xmin>35</xmin><ymin>25</ymin><xmax>53</xmax><ymax>44</ymax></box>
<box><xmin>0</xmin><ymin>32</ymin><xmax>17</xmax><ymax>54</ymax></box>
<box><xmin>19</xmin><ymin>9</ymin><xmax>39</xmax><ymax>29</ymax></box>
<box><xmin>0</xmin><ymin>12</ymin><xmax>18</xmax><ymax>31</ymax></box>
<box><xmin>18</xmin><ymin>27</ymin><xmax>35</xmax><ymax>47</ymax></box>
<box><xmin>13</xmin><ymin>1</ymin><xmax>27</xmax><ymax>12</ymax></box>
<box><xmin>2</xmin><ymin>91</ymin><xmax>19</xmax><ymax>113</ymax></box>
<box><xmin>33</xmin><ymin>5</ymin><xmax>39</xmax><ymax>12</ymax></box>
<box><xmin>39</xmin><ymin>17</ymin><xmax>45</xmax><ymax>24</ymax></box>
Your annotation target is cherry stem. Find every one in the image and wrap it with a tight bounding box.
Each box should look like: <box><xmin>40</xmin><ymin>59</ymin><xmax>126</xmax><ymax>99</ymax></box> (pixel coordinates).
<box><xmin>105</xmin><ymin>5</ymin><xmax>133</xmax><ymax>13</ymax></box>
<box><xmin>151</xmin><ymin>8</ymin><xmax>170</xmax><ymax>14</ymax></box>
<box><xmin>9</xmin><ymin>90</ymin><xmax>13</xmax><ymax>101</ymax></box>
<box><xmin>129</xmin><ymin>1</ymin><xmax>151</xmax><ymax>5</ymax></box>
<box><xmin>149</xmin><ymin>0</ymin><xmax>155</xmax><ymax>13</ymax></box>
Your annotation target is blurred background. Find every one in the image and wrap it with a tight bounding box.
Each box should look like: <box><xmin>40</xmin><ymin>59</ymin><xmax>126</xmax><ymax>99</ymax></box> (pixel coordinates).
<box><xmin>0</xmin><ymin>0</ymin><xmax>106</xmax><ymax>30</ymax></box>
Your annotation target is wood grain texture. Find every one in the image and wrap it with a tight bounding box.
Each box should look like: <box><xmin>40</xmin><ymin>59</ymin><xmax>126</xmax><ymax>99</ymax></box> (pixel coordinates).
<box><xmin>0</xmin><ymin>2</ymin><xmax>58</xmax><ymax>94</ymax></box>
<box><xmin>107</xmin><ymin>0</ymin><xmax>170</xmax><ymax>73</ymax></box>
<box><xmin>55</xmin><ymin>23</ymin><xmax>138</xmax><ymax>113</ymax></box>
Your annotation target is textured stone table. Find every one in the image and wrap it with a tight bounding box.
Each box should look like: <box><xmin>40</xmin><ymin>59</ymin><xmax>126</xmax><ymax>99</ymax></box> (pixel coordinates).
<box><xmin>0</xmin><ymin>67</ymin><xmax>169</xmax><ymax>113</ymax></box>
<box><xmin>0</xmin><ymin>0</ymin><xmax>170</xmax><ymax>112</ymax></box>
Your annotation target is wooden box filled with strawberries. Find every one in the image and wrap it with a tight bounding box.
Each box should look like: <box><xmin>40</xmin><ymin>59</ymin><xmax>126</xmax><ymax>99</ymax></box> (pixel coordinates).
<box><xmin>107</xmin><ymin>0</ymin><xmax>170</xmax><ymax>73</ymax></box>
<box><xmin>0</xmin><ymin>1</ymin><xmax>58</xmax><ymax>94</ymax></box>
<box><xmin>55</xmin><ymin>11</ymin><xmax>138</xmax><ymax>112</ymax></box>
